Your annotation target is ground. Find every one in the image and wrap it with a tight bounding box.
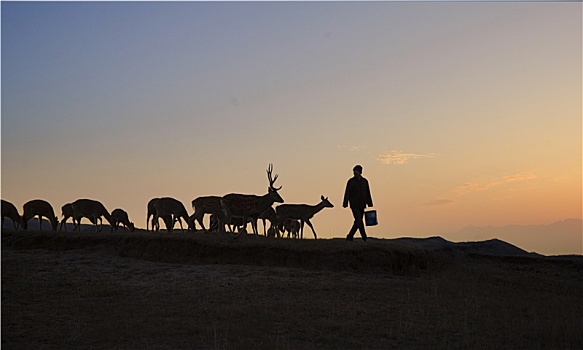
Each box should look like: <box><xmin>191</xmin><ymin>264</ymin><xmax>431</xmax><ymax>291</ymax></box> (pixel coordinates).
<box><xmin>2</xmin><ymin>230</ymin><xmax>582</xmax><ymax>349</ymax></box>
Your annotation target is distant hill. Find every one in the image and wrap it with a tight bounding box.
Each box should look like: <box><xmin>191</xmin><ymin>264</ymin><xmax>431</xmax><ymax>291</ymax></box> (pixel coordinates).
<box><xmin>440</xmin><ymin>219</ymin><xmax>582</xmax><ymax>256</ymax></box>
<box><xmin>390</xmin><ymin>236</ymin><xmax>542</xmax><ymax>258</ymax></box>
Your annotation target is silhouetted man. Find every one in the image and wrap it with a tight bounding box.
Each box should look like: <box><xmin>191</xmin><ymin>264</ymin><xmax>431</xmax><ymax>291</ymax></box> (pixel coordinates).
<box><xmin>343</xmin><ymin>165</ymin><xmax>373</xmax><ymax>242</ymax></box>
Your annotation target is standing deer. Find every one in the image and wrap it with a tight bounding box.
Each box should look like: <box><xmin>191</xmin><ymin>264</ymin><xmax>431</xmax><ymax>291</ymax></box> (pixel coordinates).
<box><xmin>153</xmin><ymin>197</ymin><xmax>193</xmax><ymax>233</ymax></box>
<box><xmin>220</xmin><ymin>163</ymin><xmax>284</xmax><ymax>237</ymax></box>
<box><xmin>191</xmin><ymin>196</ymin><xmax>223</xmax><ymax>232</ymax></box>
<box><xmin>2</xmin><ymin>199</ymin><xmax>22</xmax><ymax>230</ymax></box>
<box><xmin>71</xmin><ymin>199</ymin><xmax>115</xmax><ymax>232</ymax></box>
<box><xmin>22</xmin><ymin>199</ymin><xmax>59</xmax><ymax>231</ymax></box>
<box><xmin>111</xmin><ymin>208</ymin><xmax>135</xmax><ymax>232</ymax></box>
<box><xmin>276</xmin><ymin>195</ymin><xmax>334</xmax><ymax>239</ymax></box>
<box><xmin>259</xmin><ymin>207</ymin><xmax>278</xmax><ymax>236</ymax></box>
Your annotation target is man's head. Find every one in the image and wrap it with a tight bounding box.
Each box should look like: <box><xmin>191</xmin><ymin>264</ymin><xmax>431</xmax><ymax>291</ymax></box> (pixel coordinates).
<box><xmin>353</xmin><ymin>165</ymin><xmax>363</xmax><ymax>176</ymax></box>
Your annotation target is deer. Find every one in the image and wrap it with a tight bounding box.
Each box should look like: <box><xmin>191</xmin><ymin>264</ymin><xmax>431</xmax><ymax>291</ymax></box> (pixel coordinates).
<box><xmin>220</xmin><ymin>163</ymin><xmax>284</xmax><ymax>237</ymax></box>
<box><xmin>22</xmin><ymin>199</ymin><xmax>59</xmax><ymax>231</ymax></box>
<box><xmin>191</xmin><ymin>196</ymin><xmax>223</xmax><ymax>232</ymax></box>
<box><xmin>209</xmin><ymin>211</ymin><xmax>253</xmax><ymax>233</ymax></box>
<box><xmin>147</xmin><ymin>198</ymin><xmax>175</xmax><ymax>232</ymax></box>
<box><xmin>2</xmin><ymin>199</ymin><xmax>22</xmax><ymax>230</ymax></box>
<box><xmin>60</xmin><ymin>203</ymin><xmax>74</xmax><ymax>231</ymax></box>
<box><xmin>275</xmin><ymin>195</ymin><xmax>334</xmax><ymax>239</ymax></box>
<box><xmin>153</xmin><ymin>197</ymin><xmax>193</xmax><ymax>233</ymax></box>
<box><xmin>283</xmin><ymin>219</ymin><xmax>301</xmax><ymax>239</ymax></box>
<box><xmin>61</xmin><ymin>202</ymin><xmax>103</xmax><ymax>231</ymax></box>
<box><xmin>111</xmin><ymin>208</ymin><xmax>135</xmax><ymax>232</ymax></box>
<box><xmin>259</xmin><ymin>207</ymin><xmax>278</xmax><ymax>236</ymax></box>
<box><xmin>71</xmin><ymin>199</ymin><xmax>115</xmax><ymax>232</ymax></box>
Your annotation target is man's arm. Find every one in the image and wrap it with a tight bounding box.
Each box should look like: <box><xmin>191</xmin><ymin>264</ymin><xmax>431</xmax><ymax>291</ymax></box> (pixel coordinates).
<box><xmin>343</xmin><ymin>180</ymin><xmax>351</xmax><ymax>208</ymax></box>
<box><xmin>365</xmin><ymin>179</ymin><xmax>373</xmax><ymax>207</ymax></box>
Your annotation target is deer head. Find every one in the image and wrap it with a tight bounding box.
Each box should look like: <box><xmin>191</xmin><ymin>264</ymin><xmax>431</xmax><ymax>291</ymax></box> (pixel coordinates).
<box><xmin>320</xmin><ymin>195</ymin><xmax>334</xmax><ymax>208</ymax></box>
<box><xmin>51</xmin><ymin>216</ymin><xmax>59</xmax><ymax>231</ymax></box>
<box><xmin>267</xmin><ymin>163</ymin><xmax>284</xmax><ymax>203</ymax></box>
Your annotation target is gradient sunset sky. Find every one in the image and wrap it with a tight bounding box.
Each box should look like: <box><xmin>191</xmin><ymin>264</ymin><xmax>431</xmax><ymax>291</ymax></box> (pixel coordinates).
<box><xmin>2</xmin><ymin>2</ymin><xmax>581</xmax><ymax>254</ymax></box>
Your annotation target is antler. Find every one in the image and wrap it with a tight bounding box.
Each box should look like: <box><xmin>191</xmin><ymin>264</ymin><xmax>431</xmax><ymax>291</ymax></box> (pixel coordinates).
<box><xmin>267</xmin><ymin>163</ymin><xmax>282</xmax><ymax>191</ymax></box>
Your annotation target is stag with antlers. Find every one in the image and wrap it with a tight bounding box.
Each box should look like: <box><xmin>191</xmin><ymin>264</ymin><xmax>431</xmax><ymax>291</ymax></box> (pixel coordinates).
<box><xmin>220</xmin><ymin>164</ymin><xmax>284</xmax><ymax>237</ymax></box>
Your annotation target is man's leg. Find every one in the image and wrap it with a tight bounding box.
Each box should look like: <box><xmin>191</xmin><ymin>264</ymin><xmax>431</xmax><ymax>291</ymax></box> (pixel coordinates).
<box><xmin>347</xmin><ymin>207</ymin><xmax>365</xmax><ymax>241</ymax></box>
<box><xmin>354</xmin><ymin>207</ymin><xmax>367</xmax><ymax>241</ymax></box>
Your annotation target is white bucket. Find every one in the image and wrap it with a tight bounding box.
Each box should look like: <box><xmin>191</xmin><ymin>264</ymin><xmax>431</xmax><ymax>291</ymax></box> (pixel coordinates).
<box><xmin>364</xmin><ymin>210</ymin><xmax>378</xmax><ymax>226</ymax></box>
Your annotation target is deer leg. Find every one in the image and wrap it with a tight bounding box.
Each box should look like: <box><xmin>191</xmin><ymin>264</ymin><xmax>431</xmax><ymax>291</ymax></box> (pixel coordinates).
<box><xmin>195</xmin><ymin>212</ymin><xmax>206</xmax><ymax>232</ymax></box>
<box><xmin>305</xmin><ymin>219</ymin><xmax>317</xmax><ymax>239</ymax></box>
<box><xmin>300</xmin><ymin>220</ymin><xmax>306</xmax><ymax>239</ymax></box>
<box><xmin>178</xmin><ymin>217</ymin><xmax>185</xmax><ymax>232</ymax></box>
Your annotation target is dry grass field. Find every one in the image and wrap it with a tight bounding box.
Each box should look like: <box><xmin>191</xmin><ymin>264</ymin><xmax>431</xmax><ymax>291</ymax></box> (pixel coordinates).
<box><xmin>2</xmin><ymin>230</ymin><xmax>582</xmax><ymax>349</ymax></box>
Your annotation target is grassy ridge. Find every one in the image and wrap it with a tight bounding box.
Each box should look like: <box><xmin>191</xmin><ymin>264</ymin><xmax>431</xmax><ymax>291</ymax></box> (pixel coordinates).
<box><xmin>1</xmin><ymin>230</ymin><xmax>434</xmax><ymax>274</ymax></box>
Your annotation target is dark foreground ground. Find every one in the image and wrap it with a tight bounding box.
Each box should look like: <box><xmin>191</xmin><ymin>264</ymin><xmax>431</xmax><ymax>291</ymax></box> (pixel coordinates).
<box><xmin>2</xmin><ymin>230</ymin><xmax>582</xmax><ymax>349</ymax></box>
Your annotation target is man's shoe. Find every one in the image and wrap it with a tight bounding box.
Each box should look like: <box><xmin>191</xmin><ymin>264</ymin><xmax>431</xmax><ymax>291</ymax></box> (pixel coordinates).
<box><xmin>346</xmin><ymin>236</ymin><xmax>354</xmax><ymax>241</ymax></box>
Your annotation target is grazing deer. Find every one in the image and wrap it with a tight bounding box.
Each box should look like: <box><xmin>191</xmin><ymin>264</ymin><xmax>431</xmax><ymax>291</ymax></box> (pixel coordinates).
<box><xmin>276</xmin><ymin>195</ymin><xmax>334</xmax><ymax>239</ymax></box>
<box><xmin>220</xmin><ymin>163</ymin><xmax>283</xmax><ymax>237</ymax></box>
<box><xmin>153</xmin><ymin>197</ymin><xmax>193</xmax><ymax>233</ymax></box>
<box><xmin>61</xmin><ymin>202</ymin><xmax>103</xmax><ymax>231</ymax></box>
<box><xmin>147</xmin><ymin>198</ymin><xmax>176</xmax><ymax>232</ymax></box>
<box><xmin>191</xmin><ymin>196</ymin><xmax>223</xmax><ymax>231</ymax></box>
<box><xmin>283</xmin><ymin>219</ymin><xmax>301</xmax><ymax>239</ymax></box>
<box><xmin>111</xmin><ymin>208</ymin><xmax>135</xmax><ymax>232</ymax></box>
<box><xmin>2</xmin><ymin>199</ymin><xmax>22</xmax><ymax>230</ymax></box>
<box><xmin>147</xmin><ymin>198</ymin><xmax>160</xmax><ymax>231</ymax></box>
<box><xmin>259</xmin><ymin>207</ymin><xmax>278</xmax><ymax>236</ymax></box>
<box><xmin>71</xmin><ymin>199</ymin><xmax>115</xmax><ymax>232</ymax></box>
<box><xmin>60</xmin><ymin>203</ymin><xmax>74</xmax><ymax>231</ymax></box>
<box><xmin>22</xmin><ymin>199</ymin><xmax>59</xmax><ymax>231</ymax></box>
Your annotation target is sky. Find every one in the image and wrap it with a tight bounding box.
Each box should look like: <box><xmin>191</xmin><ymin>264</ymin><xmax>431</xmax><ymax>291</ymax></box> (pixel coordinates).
<box><xmin>1</xmin><ymin>2</ymin><xmax>581</xmax><ymax>254</ymax></box>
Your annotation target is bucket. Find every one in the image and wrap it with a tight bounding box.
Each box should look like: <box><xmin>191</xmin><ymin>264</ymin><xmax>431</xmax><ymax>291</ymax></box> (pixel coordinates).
<box><xmin>364</xmin><ymin>210</ymin><xmax>378</xmax><ymax>226</ymax></box>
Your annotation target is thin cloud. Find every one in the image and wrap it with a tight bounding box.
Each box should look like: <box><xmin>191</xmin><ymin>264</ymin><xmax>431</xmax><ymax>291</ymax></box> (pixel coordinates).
<box><xmin>454</xmin><ymin>172</ymin><xmax>537</xmax><ymax>196</ymax></box>
<box><xmin>376</xmin><ymin>150</ymin><xmax>435</xmax><ymax>165</ymax></box>
<box><xmin>423</xmin><ymin>198</ymin><xmax>454</xmax><ymax>207</ymax></box>
<box><xmin>337</xmin><ymin>145</ymin><xmax>365</xmax><ymax>152</ymax></box>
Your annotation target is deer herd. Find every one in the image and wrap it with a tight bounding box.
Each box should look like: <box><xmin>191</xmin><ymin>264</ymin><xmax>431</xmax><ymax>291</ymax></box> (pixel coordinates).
<box><xmin>1</xmin><ymin>164</ymin><xmax>334</xmax><ymax>239</ymax></box>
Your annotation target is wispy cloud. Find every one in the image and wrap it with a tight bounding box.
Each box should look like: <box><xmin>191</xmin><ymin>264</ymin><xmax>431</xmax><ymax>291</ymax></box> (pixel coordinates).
<box><xmin>376</xmin><ymin>150</ymin><xmax>435</xmax><ymax>165</ymax></box>
<box><xmin>454</xmin><ymin>172</ymin><xmax>537</xmax><ymax>196</ymax></box>
<box><xmin>423</xmin><ymin>198</ymin><xmax>454</xmax><ymax>207</ymax></box>
<box><xmin>337</xmin><ymin>145</ymin><xmax>365</xmax><ymax>152</ymax></box>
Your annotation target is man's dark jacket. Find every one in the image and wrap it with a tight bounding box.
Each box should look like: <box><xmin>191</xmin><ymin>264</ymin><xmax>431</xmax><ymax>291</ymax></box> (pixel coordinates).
<box><xmin>343</xmin><ymin>176</ymin><xmax>373</xmax><ymax>209</ymax></box>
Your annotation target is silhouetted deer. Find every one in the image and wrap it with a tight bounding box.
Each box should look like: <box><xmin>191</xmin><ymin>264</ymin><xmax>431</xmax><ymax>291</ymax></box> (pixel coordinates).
<box><xmin>22</xmin><ymin>199</ymin><xmax>58</xmax><ymax>231</ymax></box>
<box><xmin>71</xmin><ymin>199</ymin><xmax>115</xmax><ymax>232</ymax></box>
<box><xmin>111</xmin><ymin>208</ymin><xmax>135</xmax><ymax>232</ymax></box>
<box><xmin>2</xmin><ymin>199</ymin><xmax>22</xmax><ymax>230</ymax></box>
<box><xmin>220</xmin><ymin>164</ymin><xmax>283</xmax><ymax>237</ymax></box>
<box><xmin>276</xmin><ymin>196</ymin><xmax>334</xmax><ymax>239</ymax></box>
<box><xmin>153</xmin><ymin>197</ymin><xmax>193</xmax><ymax>232</ymax></box>
<box><xmin>191</xmin><ymin>196</ymin><xmax>223</xmax><ymax>231</ymax></box>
